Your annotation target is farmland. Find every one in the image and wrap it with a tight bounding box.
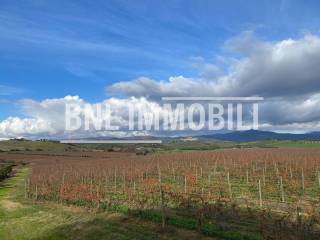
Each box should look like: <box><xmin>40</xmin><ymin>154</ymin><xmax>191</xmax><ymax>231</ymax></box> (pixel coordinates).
<box><xmin>1</xmin><ymin>147</ymin><xmax>320</xmax><ymax>239</ymax></box>
<box><xmin>1</xmin><ymin>167</ymin><xmax>213</xmax><ymax>240</ymax></box>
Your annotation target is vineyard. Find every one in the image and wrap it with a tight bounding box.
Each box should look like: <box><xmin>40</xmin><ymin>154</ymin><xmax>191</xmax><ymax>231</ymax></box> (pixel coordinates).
<box><xmin>3</xmin><ymin>148</ymin><xmax>320</xmax><ymax>239</ymax></box>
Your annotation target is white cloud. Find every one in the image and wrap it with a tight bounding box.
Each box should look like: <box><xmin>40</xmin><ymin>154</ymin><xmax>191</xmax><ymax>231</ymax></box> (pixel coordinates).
<box><xmin>1</xmin><ymin>93</ymin><xmax>320</xmax><ymax>138</ymax></box>
<box><xmin>2</xmin><ymin>33</ymin><xmax>320</xmax><ymax>138</ymax></box>
<box><xmin>107</xmin><ymin>76</ymin><xmax>229</xmax><ymax>100</ymax></box>
<box><xmin>108</xmin><ymin>33</ymin><xmax>320</xmax><ymax>98</ymax></box>
<box><xmin>0</xmin><ymin>96</ymin><xmax>167</xmax><ymax>138</ymax></box>
<box><xmin>189</xmin><ymin>56</ymin><xmax>222</xmax><ymax>78</ymax></box>
<box><xmin>105</xmin><ymin>33</ymin><xmax>320</xmax><ymax>134</ymax></box>
<box><xmin>0</xmin><ymin>117</ymin><xmax>55</xmax><ymax>137</ymax></box>
<box><xmin>258</xmin><ymin>93</ymin><xmax>320</xmax><ymax>127</ymax></box>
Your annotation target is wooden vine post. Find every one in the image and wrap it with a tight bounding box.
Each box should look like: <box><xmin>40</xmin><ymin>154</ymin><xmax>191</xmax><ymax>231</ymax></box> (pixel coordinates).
<box><xmin>280</xmin><ymin>176</ymin><xmax>285</xmax><ymax>203</ymax></box>
<box><xmin>35</xmin><ymin>184</ymin><xmax>38</xmax><ymax>200</ymax></box>
<box><xmin>184</xmin><ymin>175</ymin><xmax>187</xmax><ymax>194</ymax></box>
<box><xmin>301</xmin><ymin>168</ymin><xmax>305</xmax><ymax>194</ymax></box>
<box><xmin>157</xmin><ymin>155</ymin><xmax>166</xmax><ymax>228</ymax></box>
<box><xmin>246</xmin><ymin>170</ymin><xmax>249</xmax><ymax>184</ymax></box>
<box><xmin>258</xmin><ymin>179</ymin><xmax>262</xmax><ymax>208</ymax></box>
<box><xmin>296</xmin><ymin>206</ymin><xmax>302</xmax><ymax>229</ymax></box>
<box><xmin>24</xmin><ymin>179</ymin><xmax>28</xmax><ymax>199</ymax></box>
<box><xmin>227</xmin><ymin>172</ymin><xmax>232</xmax><ymax>199</ymax></box>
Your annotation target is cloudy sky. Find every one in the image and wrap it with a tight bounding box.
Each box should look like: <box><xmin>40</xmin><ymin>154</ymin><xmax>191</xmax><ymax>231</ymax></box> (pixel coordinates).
<box><xmin>1</xmin><ymin>0</ymin><xmax>320</xmax><ymax>138</ymax></box>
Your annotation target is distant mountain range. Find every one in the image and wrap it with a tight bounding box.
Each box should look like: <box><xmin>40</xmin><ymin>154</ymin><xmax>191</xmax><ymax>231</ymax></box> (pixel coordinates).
<box><xmin>82</xmin><ymin>130</ymin><xmax>320</xmax><ymax>143</ymax></box>
<box><xmin>198</xmin><ymin>130</ymin><xmax>320</xmax><ymax>142</ymax></box>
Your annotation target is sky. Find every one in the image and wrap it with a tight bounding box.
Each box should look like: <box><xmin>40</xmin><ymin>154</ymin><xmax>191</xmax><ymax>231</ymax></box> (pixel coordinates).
<box><xmin>1</xmin><ymin>0</ymin><xmax>320</xmax><ymax>138</ymax></box>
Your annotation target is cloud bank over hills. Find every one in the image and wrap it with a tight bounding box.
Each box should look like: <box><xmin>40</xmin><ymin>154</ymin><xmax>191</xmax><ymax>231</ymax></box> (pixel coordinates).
<box><xmin>1</xmin><ymin>33</ymin><xmax>320</xmax><ymax>138</ymax></box>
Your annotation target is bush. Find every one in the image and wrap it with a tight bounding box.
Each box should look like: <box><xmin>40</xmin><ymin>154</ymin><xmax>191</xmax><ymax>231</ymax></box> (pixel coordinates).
<box><xmin>10</xmin><ymin>149</ymin><xmax>20</xmax><ymax>152</ymax></box>
<box><xmin>0</xmin><ymin>164</ymin><xmax>14</xmax><ymax>181</ymax></box>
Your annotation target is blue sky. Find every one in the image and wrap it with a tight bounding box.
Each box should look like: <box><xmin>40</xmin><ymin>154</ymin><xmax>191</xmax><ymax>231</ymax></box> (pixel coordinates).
<box><xmin>1</xmin><ymin>1</ymin><xmax>319</xmax><ymax>100</ymax></box>
<box><xmin>1</xmin><ymin>0</ymin><xmax>320</xmax><ymax>137</ymax></box>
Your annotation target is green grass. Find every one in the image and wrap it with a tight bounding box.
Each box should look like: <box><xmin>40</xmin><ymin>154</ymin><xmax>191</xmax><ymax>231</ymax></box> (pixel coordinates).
<box><xmin>0</xmin><ymin>168</ymin><xmax>217</xmax><ymax>240</ymax></box>
<box><xmin>0</xmin><ymin>167</ymin><xmax>27</xmax><ymax>199</ymax></box>
<box><xmin>1</xmin><ymin>139</ymin><xmax>319</xmax><ymax>156</ymax></box>
<box><xmin>267</xmin><ymin>140</ymin><xmax>320</xmax><ymax>148</ymax></box>
<box><xmin>0</xmin><ymin>139</ymin><xmax>77</xmax><ymax>152</ymax></box>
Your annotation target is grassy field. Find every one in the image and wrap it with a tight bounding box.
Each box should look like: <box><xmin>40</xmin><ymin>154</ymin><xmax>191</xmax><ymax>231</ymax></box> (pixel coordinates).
<box><xmin>0</xmin><ymin>167</ymin><xmax>216</xmax><ymax>240</ymax></box>
<box><xmin>4</xmin><ymin>149</ymin><xmax>320</xmax><ymax>239</ymax></box>
<box><xmin>1</xmin><ymin>139</ymin><xmax>320</xmax><ymax>239</ymax></box>
<box><xmin>1</xmin><ymin>139</ymin><xmax>320</xmax><ymax>156</ymax></box>
<box><xmin>0</xmin><ymin>139</ymin><xmax>231</xmax><ymax>153</ymax></box>
<box><xmin>267</xmin><ymin>140</ymin><xmax>320</xmax><ymax>148</ymax></box>
<box><xmin>0</xmin><ymin>139</ymin><xmax>78</xmax><ymax>152</ymax></box>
